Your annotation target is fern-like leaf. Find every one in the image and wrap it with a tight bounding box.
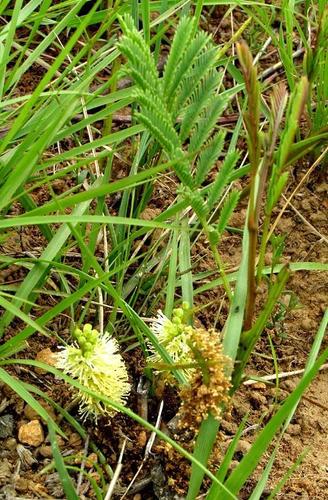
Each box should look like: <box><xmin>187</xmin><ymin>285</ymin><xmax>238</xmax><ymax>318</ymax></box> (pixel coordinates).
<box><xmin>180</xmin><ymin>70</ymin><xmax>221</xmax><ymax>141</ymax></box>
<box><xmin>172</xmin><ymin>46</ymin><xmax>218</xmax><ymax>118</ymax></box>
<box><xmin>165</xmin><ymin>31</ymin><xmax>211</xmax><ymax>110</ymax></box>
<box><xmin>216</xmin><ymin>190</ymin><xmax>240</xmax><ymax>239</ymax></box>
<box><xmin>135</xmin><ymin>90</ymin><xmax>180</xmax><ymax>152</ymax></box>
<box><xmin>172</xmin><ymin>152</ymin><xmax>194</xmax><ymax>188</ymax></box>
<box><xmin>194</xmin><ymin>131</ymin><xmax>225</xmax><ymax>187</ymax></box>
<box><xmin>207</xmin><ymin>151</ymin><xmax>239</xmax><ymax>210</ymax></box>
<box><xmin>184</xmin><ymin>187</ymin><xmax>209</xmax><ymax>220</ymax></box>
<box><xmin>189</xmin><ymin>96</ymin><xmax>227</xmax><ymax>153</ymax></box>
<box><xmin>118</xmin><ymin>15</ymin><xmax>161</xmax><ymax>95</ymax></box>
<box><xmin>163</xmin><ymin>16</ymin><xmax>195</xmax><ymax>96</ymax></box>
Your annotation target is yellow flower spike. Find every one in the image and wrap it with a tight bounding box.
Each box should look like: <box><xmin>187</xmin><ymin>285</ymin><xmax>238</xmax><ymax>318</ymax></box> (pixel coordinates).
<box><xmin>56</xmin><ymin>326</ymin><xmax>130</xmax><ymax>420</ymax></box>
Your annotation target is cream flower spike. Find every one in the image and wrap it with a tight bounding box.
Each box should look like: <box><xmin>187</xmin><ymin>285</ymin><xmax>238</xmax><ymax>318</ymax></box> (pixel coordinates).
<box><xmin>56</xmin><ymin>324</ymin><xmax>130</xmax><ymax>420</ymax></box>
<box><xmin>148</xmin><ymin>304</ymin><xmax>195</xmax><ymax>380</ymax></box>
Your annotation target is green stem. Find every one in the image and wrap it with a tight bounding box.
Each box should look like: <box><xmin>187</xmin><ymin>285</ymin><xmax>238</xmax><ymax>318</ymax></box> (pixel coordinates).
<box><xmin>256</xmin><ymin>212</ymin><xmax>271</xmax><ymax>285</ymax></box>
<box><xmin>209</xmin><ymin>240</ymin><xmax>233</xmax><ymax>303</ymax></box>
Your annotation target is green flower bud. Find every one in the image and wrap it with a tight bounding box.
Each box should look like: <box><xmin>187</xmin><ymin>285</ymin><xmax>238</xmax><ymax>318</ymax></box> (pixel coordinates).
<box><xmin>173</xmin><ymin>308</ymin><xmax>184</xmax><ymax>319</ymax></box>
<box><xmin>89</xmin><ymin>330</ymin><xmax>99</xmax><ymax>343</ymax></box>
<box><xmin>74</xmin><ymin>328</ymin><xmax>82</xmax><ymax>338</ymax></box>
<box><xmin>78</xmin><ymin>336</ymin><xmax>86</xmax><ymax>346</ymax></box>
<box><xmin>84</xmin><ymin>341</ymin><xmax>93</xmax><ymax>353</ymax></box>
<box><xmin>83</xmin><ymin>324</ymin><xmax>93</xmax><ymax>334</ymax></box>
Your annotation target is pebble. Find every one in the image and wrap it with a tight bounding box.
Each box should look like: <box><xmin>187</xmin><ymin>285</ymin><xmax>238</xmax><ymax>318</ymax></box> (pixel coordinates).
<box><xmin>137</xmin><ymin>430</ymin><xmax>147</xmax><ymax>447</ymax></box>
<box><xmin>236</xmin><ymin>440</ymin><xmax>252</xmax><ymax>454</ymax></box>
<box><xmin>221</xmin><ymin>419</ymin><xmax>238</xmax><ymax>435</ymax></box>
<box><xmin>133</xmin><ymin>495</ymin><xmax>142</xmax><ymax>500</ymax></box>
<box><xmin>316</xmin><ymin>183</ymin><xmax>328</xmax><ymax>194</ymax></box>
<box><xmin>282</xmin><ymin>379</ymin><xmax>298</xmax><ymax>391</ymax></box>
<box><xmin>310</xmin><ymin>212</ymin><xmax>326</xmax><ymax>223</ymax></box>
<box><xmin>56</xmin><ymin>436</ymin><xmax>65</xmax><ymax>447</ymax></box>
<box><xmin>39</xmin><ymin>445</ymin><xmax>53</xmax><ymax>458</ymax></box>
<box><xmin>250</xmin><ymin>382</ymin><xmax>267</xmax><ymax>391</ymax></box>
<box><xmin>0</xmin><ymin>458</ymin><xmax>12</xmax><ymax>481</ymax></box>
<box><xmin>286</xmin><ymin>423</ymin><xmax>301</xmax><ymax>436</ymax></box>
<box><xmin>15</xmin><ymin>477</ymin><xmax>29</xmax><ymax>493</ymax></box>
<box><xmin>250</xmin><ymin>391</ymin><xmax>267</xmax><ymax>409</ymax></box>
<box><xmin>301</xmin><ymin>318</ymin><xmax>315</xmax><ymax>331</ymax></box>
<box><xmin>85</xmin><ymin>453</ymin><xmax>98</xmax><ymax>468</ymax></box>
<box><xmin>35</xmin><ymin>348</ymin><xmax>57</xmax><ymax>373</ymax></box>
<box><xmin>0</xmin><ymin>414</ymin><xmax>14</xmax><ymax>438</ymax></box>
<box><xmin>24</xmin><ymin>401</ymin><xmax>56</xmax><ymax>422</ymax></box>
<box><xmin>229</xmin><ymin>460</ymin><xmax>239</xmax><ymax>471</ymax></box>
<box><xmin>23</xmin><ymin>405</ymin><xmax>38</xmax><ymax>420</ymax></box>
<box><xmin>17</xmin><ymin>444</ymin><xmax>37</xmax><ymax>467</ymax></box>
<box><xmin>18</xmin><ymin>420</ymin><xmax>44</xmax><ymax>447</ymax></box>
<box><xmin>68</xmin><ymin>432</ymin><xmax>82</xmax><ymax>447</ymax></box>
<box><xmin>301</xmin><ymin>199</ymin><xmax>311</xmax><ymax>211</ymax></box>
<box><xmin>277</xmin><ymin>218</ymin><xmax>294</xmax><ymax>233</ymax></box>
<box><xmin>45</xmin><ymin>472</ymin><xmax>64</xmax><ymax>498</ymax></box>
<box><xmin>4</xmin><ymin>438</ymin><xmax>17</xmax><ymax>451</ymax></box>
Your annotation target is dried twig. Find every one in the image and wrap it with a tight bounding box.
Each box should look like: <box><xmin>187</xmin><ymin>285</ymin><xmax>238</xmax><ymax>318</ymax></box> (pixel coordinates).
<box><xmin>260</xmin><ymin>47</ymin><xmax>305</xmax><ymax>80</ymax></box>
<box><xmin>268</xmin><ymin>146</ymin><xmax>328</xmax><ymax>240</ymax></box>
<box><xmin>121</xmin><ymin>400</ymin><xmax>164</xmax><ymax>499</ymax></box>
<box><xmin>281</xmin><ymin>194</ymin><xmax>328</xmax><ymax>245</ymax></box>
<box><xmin>244</xmin><ymin>363</ymin><xmax>328</xmax><ymax>385</ymax></box>
<box><xmin>105</xmin><ymin>439</ymin><xmax>127</xmax><ymax>500</ymax></box>
<box><xmin>76</xmin><ymin>435</ymin><xmax>90</xmax><ymax>495</ymax></box>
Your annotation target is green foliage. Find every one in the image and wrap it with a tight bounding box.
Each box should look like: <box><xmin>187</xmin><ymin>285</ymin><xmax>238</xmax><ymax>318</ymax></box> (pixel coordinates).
<box><xmin>0</xmin><ymin>3</ymin><xmax>326</xmax><ymax>500</ymax></box>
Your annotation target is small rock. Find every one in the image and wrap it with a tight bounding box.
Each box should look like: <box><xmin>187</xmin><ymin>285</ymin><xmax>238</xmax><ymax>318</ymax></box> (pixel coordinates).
<box><xmin>301</xmin><ymin>318</ymin><xmax>315</xmax><ymax>331</ymax></box>
<box><xmin>15</xmin><ymin>477</ymin><xmax>29</xmax><ymax>493</ymax></box>
<box><xmin>264</xmin><ymin>252</ymin><xmax>273</xmax><ymax>265</ymax></box>
<box><xmin>229</xmin><ymin>460</ymin><xmax>239</xmax><ymax>471</ymax></box>
<box><xmin>68</xmin><ymin>432</ymin><xmax>82</xmax><ymax>447</ymax></box>
<box><xmin>17</xmin><ymin>444</ymin><xmax>37</xmax><ymax>467</ymax></box>
<box><xmin>24</xmin><ymin>401</ymin><xmax>56</xmax><ymax>422</ymax></box>
<box><xmin>236</xmin><ymin>440</ymin><xmax>252</xmax><ymax>455</ymax></box>
<box><xmin>56</xmin><ymin>436</ymin><xmax>65</xmax><ymax>447</ymax></box>
<box><xmin>277</xmin><ymin>218</ymin><xmax>294</xmax><ymax>233</ymax></box>
<box><xmin>24</xmin><ymin>404</ymin><xmax>38</xmax><ymax>420</ymax></box>
<box><xmin>140</xmin><ymin>207</ymin><xmax>161</xmax><ymax>220</ymax></box>
<box><xmin>310</xmin><ymin>212</ymin><xmax>326</xmax><ymax>223</ymax></box>
<box><xmin>85</xmin><ymin>453</ymin><xmax>98</xmax><ymax>468</ymax></box>
<box><xmin>250</xmin><ymin>382</ymin><xmax>267</xmax><ymax>391</ymax></box>
<box><xmin>35</xmin><ymin>348</ymin><xmax>57</xmax><ymax>374</ymax></box>
<box><xmin>39</xmin><ymin>445</ymin><xmax>53</xmax><ymax>458</ymax></box>
<box><xmin>133</xmin><ymin>495</ymin><xmax>142</xmax><ymax>500</ymax></box>
<box><xmin>301</xmin><ymin>199</ymin><xmax>311</xmax><ymax>211</ymax></box>
<box><xmin>316</xmin><ymin>183</ymin><xmax>328</xmax><ymax>194</ymax></box>
<box><xmin>4</xmin><ymin>438</ymin><xmax>17</xmax><ymax>451</ymax></box>
<box><xmin>137</xmin><ymin>430</ymin><xmax>147</xmax><ymax>447</ymax></box>
<box><xmin>18</xmin><ymin>420</ymin><xmax>44</xmax><ymax>447</ymax></box>
<box><xmin>0</xmin><ymin>414</ymin><xmax>14</xmax><ymax>438</ymax></box>
<box><xmin>282</xmin><ymin>379</ymin><xmax>299</xmax><ymax>391</ymax></box>
<box><xmin>221</xmin><ymin>419</ymin><xmax>238</xmax><ymax>435</ymax></box>
<box><xmin>45</xmin><ymin>473</ymin><xmax>64</xmax><ymax>498</ymax></box>
<box><xmin>250</xmin><ymin>391</ymin><xmax>267</xmax><ymax>409</ymax></box>
<box><xmin>287</xmin><ymin>423</ymin><xmax>301</xmax><ymax>436</ymax></box>
<box><xmin>0</xmin><ymin>458</ymin><xmax>12</xmax><ymax>482</ymax></box>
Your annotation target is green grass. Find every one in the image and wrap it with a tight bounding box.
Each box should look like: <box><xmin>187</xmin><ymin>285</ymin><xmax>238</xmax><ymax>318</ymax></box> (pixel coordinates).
<box><xmin>0</xmin><ymin>1</ymin><xmax>327</xmax><ymax>498</ymax></box>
